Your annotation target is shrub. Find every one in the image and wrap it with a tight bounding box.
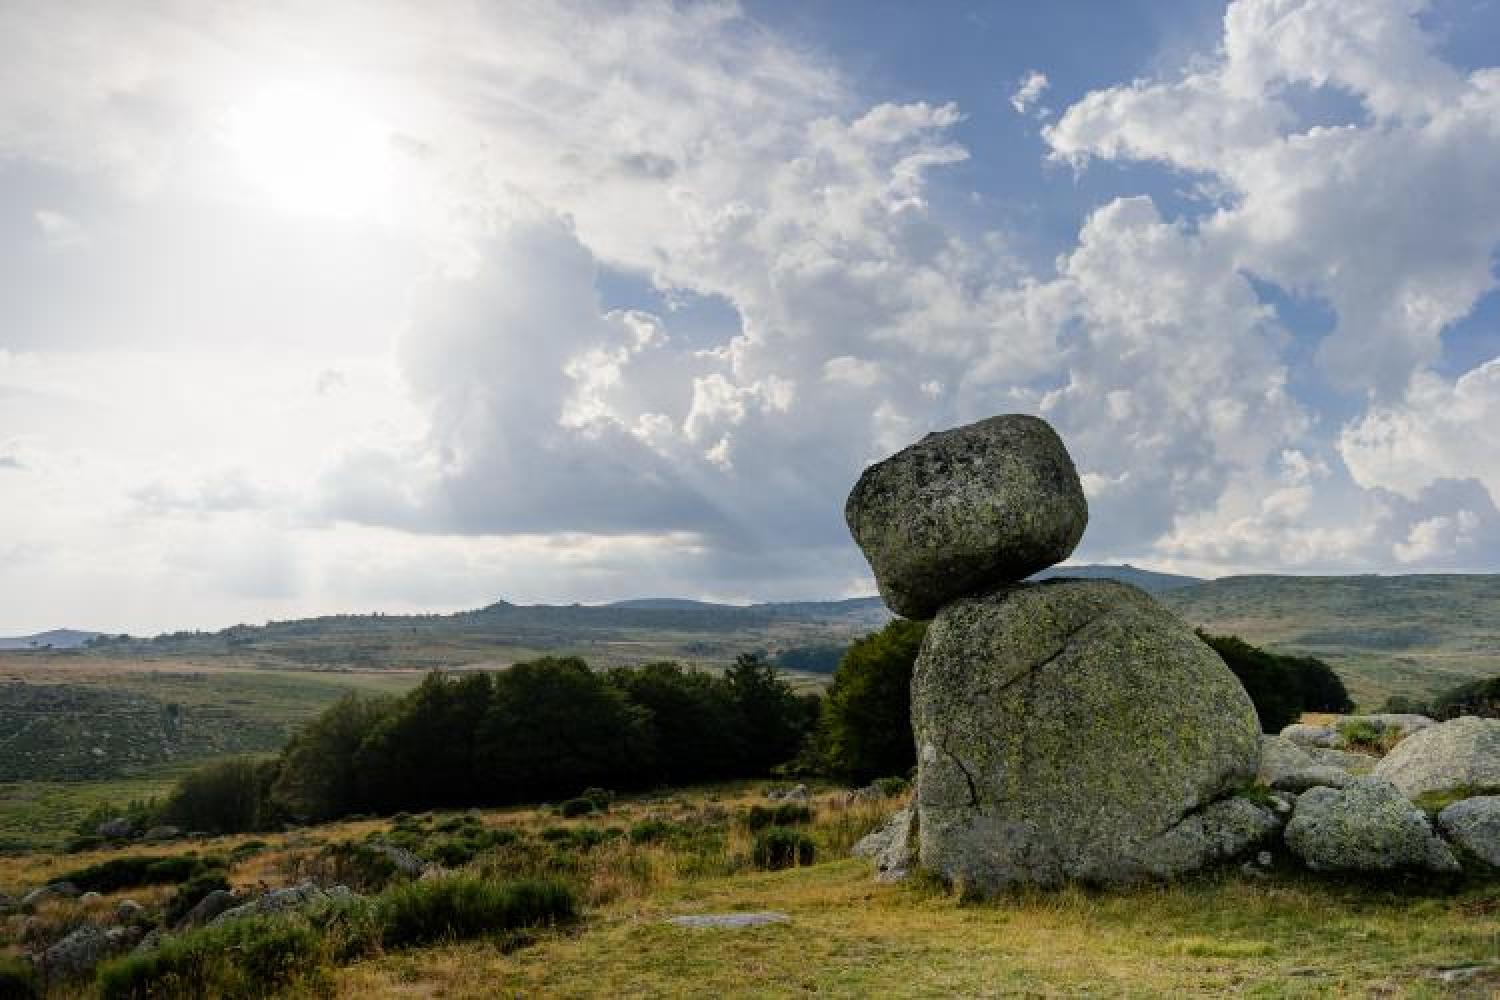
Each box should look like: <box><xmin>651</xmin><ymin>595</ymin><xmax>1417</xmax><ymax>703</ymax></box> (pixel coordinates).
<box><xmin>558</xmin><ymin>797</ymin><xmax>597</xmax><ymax>819</ymax></box>
<box><xmin>579</xmin><ymin>787</ymin><xmax>615</xmax><ymax>812</ymax></box>
<box><xmin>1198</xmin><ymin>632</ymin><xmax>1353</xmax><ymax>732</ymax></box>
<box><xmin>294</xmin><ymin>842</ymin><xmax>403</xmax><ymax>893</ymax></box>
<box><xmin>162</xmin><ymin>871</ymin><xmax>232</xmax><ymax>926</ymax></box>
<box><xmin>752</xmin><ymin>827</ymin><xmax>815</xmax><ymax>870</ymax></box>
<box><xmin>1379</xmin><ymin>694</ymin><xmax>1431</xmax><ymax>716</ymax></box>
<box><xmin>63</xmin><ymin>835</ymin><xmax>104</xmax><ymax>854</ymax></box>
<box><xmin>1337</xmin><ymin>718</ymin><xmax>1388</xmax><ymax>753</ymax></box>
<box><xmin>58</xmin><ymin>854</ymin><xmax>221</xmax><ymax>893</ymax></box>
<box><xmin>746</xmin><ymin>803</ymin><xmax>813</xmax><ymax>831</ymax></box>
<box><xmin>161</xmin><ymin>756</ymin><xmax>281</xmax><ymax>834</ymax></box>
<box><xmin>1431</xmin><ymin>675</ymin><xmax>1500</xmax><ymax>720</ymax></box>
<box><xmin>94</xmin><ymin>917</ymin><xmax>326</xmax><ymax>1000</ymax></box>
<box><xmin>628</xmin><ymin>819</ymin><xmax>674</xmax><ymax>844</ymax></box>
<box><xmin>0</xmin><ymin>955</ymin><xmax>38</xmax><ymax>1000</ymax></box>
<box><xmin>375</xmin><ymin>877</ymin><xmax>576</xmax><ymax>948</ymax></box>
<box><xmin>874</xmin><ymin>776</ymin><xmax>909</xmax><ymax>798</ymax></box>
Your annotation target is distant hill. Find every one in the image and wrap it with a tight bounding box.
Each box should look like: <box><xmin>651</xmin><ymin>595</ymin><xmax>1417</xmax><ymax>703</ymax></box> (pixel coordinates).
<box><xmin>1162</xmin><ymin>574</ymin><xmax>1500</xmax><ymax>708</ymax></box>
<box><xmin>0</xmin><ymin>628</ymin><xmax>100</xmax><ymax>650</ymax></box>
<box><xmin>1032</xmin><ymin>564</ymin><xmax>1205</xmax><ymax>593</ymax></box>
<box><xmin>606</xmin><ymin>598</ymin><xmax>730</xmax><ymax>611</ymax></box>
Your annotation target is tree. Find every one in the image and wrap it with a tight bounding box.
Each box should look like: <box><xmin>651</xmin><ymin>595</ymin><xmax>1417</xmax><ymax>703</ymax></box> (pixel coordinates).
<box><xmin>475</xmin><ymin>657</ymin><xmax>654</xmax><ymax>803</ymax></box>
<box><xmin>606</xmin><ymin>662</ymin><xmax>745</xmax><ymax>784</ymax></box>
<box><xmin>819</xmin><ymin>619</ymin><xmax>926</xmax><ymax>783</ymax></box>
<box><xmin>354</xmin><ymin>672</ymin><xmax>492</xmax><ymax>812</ymax></box>
<box><xmin>725</xmin><ymin>653</ymin><xmax>813</xmax><ymax>774</ymax></box>
<box><xmin>272</xmin><ymin>692</ymin><xmax>397</xmax><ymax>821</ymax></box>
<box><xmin>162</xmin><ymin>756</ymin><xmax>281</xmax><ymax>833</ymax></box>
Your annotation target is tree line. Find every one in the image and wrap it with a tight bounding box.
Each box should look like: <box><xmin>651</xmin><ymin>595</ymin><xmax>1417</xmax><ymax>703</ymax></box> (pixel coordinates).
<box><xmin>151</xmin><ymin>622</ymin><xmax>1353</xmax><ymax>834</ymax></box>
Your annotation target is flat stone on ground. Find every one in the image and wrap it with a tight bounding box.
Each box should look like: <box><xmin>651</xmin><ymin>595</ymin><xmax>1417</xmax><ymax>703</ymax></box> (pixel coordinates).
<box><xmin>668</xmin><ymin>912</ymin><xmax>790</xmax><ymax>929</ymax></box>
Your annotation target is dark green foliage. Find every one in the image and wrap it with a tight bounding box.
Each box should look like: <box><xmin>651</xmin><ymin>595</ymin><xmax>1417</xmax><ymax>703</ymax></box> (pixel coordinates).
<box><xmin>605</xmin><ymin>662</ymin><xmax>747</xmax><ymax>784</ymax></box>
<box><xmin>873</xmin><ymin>776</ymin><xmax>909</xmax><ymax>798</ymax></box>
<box><xmin>628</xmin><ymin>819</ymin><xmax>674</xmax><ymax>844</ymax></box>
<box><xmin>559</xmin><ymin>798</ymin><xmax>597</xmax><ymax>819</ymax></box>
<box><xmin>578</xmin><ymin>788</ymin><xmax>615</xmax><ymax>812</ymax></box>
<box><xmin>353</xmin><ymin>672</ymin><xmax>493</xmax><ymax>813</ymax></box>
<box><xmin>58</xmin><ymin>854</ymin><xmax>221</xmax><ymax>893</ymax></box>
<box><xmin>375</xmin><ymin>877</ymin><xmax>576</xmax><ymax>948</ymax></box>
<box><xmin>95</xmin><ymin>917</ymin><xmax>325</xmax><ymax>1000</ymax></box>
<box><xmin>296</xmin><ymin>842</ymin><xmax>403</xmax><ymax>893</ymax></box>
<box><xmin>227</xmin><ymin>840</ymin><xmax>267</xmax><ymax>864</ymax></box>
<box><xmin>476</xmin><ymin>658</ymin><xmax>654</xmax><ymax>804</ymax></box>
<box><xmin>1198</xmin><ymin>631</ymin><xmax>1354</xmax><ymax>732</ymax></box>
<box><xmin>163</xmin><ymin>871</ymin><xmax>232</xmax><ymax>926</ymax></box>
<box><xmin>745</xmin><ymin>803</ymin><xmax>813</xmax><ymax>831</ymax></box>
<box><xmin>0</xmin><ymin>955</ymin><xmax>37</xmax><ymax>1000</ymax></box>
<box><xmin>1432</xmin><ymin>675</ymin><xmax>1500</xmax><ymax>720</ymax></box>
<box><xmin>752</xmin><ymin>827</ymin><xmax>815</xmax><ymax>869</ymax></box>
<box><xmin>75</xmin><ymin>800</ymin><xmax>157</xmax><ymax>838</ymax></box>
<box><xmin>273</xmin><ymin>692</ymin><xmax>398</xmax><ymax>822</ymax></box>
<box><xmin>725</xmin><ymin>653</ymin><xmax>815</xmax><ymax>775</ymax></box>
<box><xmin>63</xmin><ymin>835</ymin><xmax>104</xmax><ymax>854</ymax></box>
<box><xmin>161</xmin><ymin>756</ymin><xmax>281</xmax><ymax>834</ymax></box>
<box><xmin>819</xmin><ymin>619</ymin><xmax>927</xmax><ymax>782</ymax></box>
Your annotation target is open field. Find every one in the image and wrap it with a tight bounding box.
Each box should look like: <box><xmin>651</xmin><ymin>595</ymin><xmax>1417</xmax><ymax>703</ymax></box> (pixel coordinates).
<box><xmin>3</xmin><ymin>783</ymin><xmax>1498</xmax><ymax>998</ymax></box>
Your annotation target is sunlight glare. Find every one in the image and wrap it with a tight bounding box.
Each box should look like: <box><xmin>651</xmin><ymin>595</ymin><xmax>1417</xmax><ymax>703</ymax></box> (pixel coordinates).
<box><xmin>223</xmin><ymin>82</ymin><xmax>394</xmax><ymax>221</ymax></box>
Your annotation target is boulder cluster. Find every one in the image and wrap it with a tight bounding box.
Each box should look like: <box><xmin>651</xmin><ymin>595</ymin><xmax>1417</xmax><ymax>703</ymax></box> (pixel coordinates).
<box><xmin>847</xmin><ymin>414</ymin><xmax>1500</xmax><ymax>892</ymax></box>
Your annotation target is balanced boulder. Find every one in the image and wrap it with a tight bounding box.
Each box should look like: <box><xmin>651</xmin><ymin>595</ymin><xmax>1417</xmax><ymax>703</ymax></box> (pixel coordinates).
<box><xmin>911</xmin><ymin>579</ymin><xmax>1261</xmax><ymax>890</ymax></box>
<box><xmin>1284</xmin><ymin>778</ymin><xmax>1459</xmax><ymax>873</ymax></box>
<box><xmin>1373</xmin><ymin>716</ymin><xmax>1500</xmax><ymax>799</ymax></box>
<box><xmin>844</xmin><ymin>414</ymin><xmax>1086</xmax><ymax>619</ymax></box>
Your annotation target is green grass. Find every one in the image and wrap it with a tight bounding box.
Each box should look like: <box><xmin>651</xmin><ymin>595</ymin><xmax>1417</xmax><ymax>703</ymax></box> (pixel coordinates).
<box><xmin>0</xmin><ymin>764</ymin><xmax>192</xmax><ymax>853</ymax></box>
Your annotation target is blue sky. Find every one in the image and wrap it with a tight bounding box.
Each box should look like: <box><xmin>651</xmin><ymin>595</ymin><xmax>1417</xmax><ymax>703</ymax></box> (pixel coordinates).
<box><xmin>2</xmin><ymin>0</ymin><xmax>1499</xmax><ymax>633</ymax></box>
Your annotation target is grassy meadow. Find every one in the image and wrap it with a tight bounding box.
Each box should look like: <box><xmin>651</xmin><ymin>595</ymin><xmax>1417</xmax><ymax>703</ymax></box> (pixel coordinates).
<box><xmin>4</xmin><ymin>782</ymin><xmax>1499</xmax><ymax>997</ymax></box>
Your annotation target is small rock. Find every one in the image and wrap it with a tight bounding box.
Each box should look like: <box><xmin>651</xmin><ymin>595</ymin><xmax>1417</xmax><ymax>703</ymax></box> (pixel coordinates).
<box><xmin>781</xmin><ymin>784</ymin><xmax>809</xmax><ymax>804</ymax></box>
<box><xmin>41</xmin><ymin>924</ymin><xmax>118</xmax><ymax>980</ymax></box>
<box><xmin>96</xmin><ymin>817</ymin><xmax>136</xmax><ymax>840</ymax></box>
<box><xmin>211</xmin><ymin>881</ymin><xmax>328</xmax><ymax>925</ymax></box>
<box><xmin>1285</xmin><ymin>778</ymin><xmax>1459</xmax><ymax>873</ymax></box>
<box><xmin>1305</xmin><ymin>748</ymin><xmax>1379</xmax><ymax>775</ymax></box>
<box><xmin>80</xmin><ymin>891</ymin><xmax>101</xmax><ymax>904</ymax></box>
<box><xmin>1256</xmin><ymin>851</ymin><xmax>1273</xmax><ymax>867</ymax></box>
<box><xmin>1129</xmin><ymin>798</ymin><xmax>1281</xmax><ymax>879</ymax></box>
<box><xmin>178</xmin><ymin>889</ymin><xmax>239</xmax><ymax>929</ymax></box>
<box><xmin>21</xmin><ymin>882</ymin><xmax>80</xmax><ymax>908</ymax></box>
<box><xmin>852</xmin><ymin>807</ymin><xmax>916</xmax><ymax>882</ymax></box>
<box><xmin>114</xmin><ymin>899</ymin><xmax>145</xmax><ymax>924</ymax></box>
<box><xmin>667</xmin><ymin>912</ymin><xmax>789</xmax><ymax>929</ymax></box>
<box><xmin>1258</xmin><ymin>735</ymin><xmax>1315</xmax><ymax>785</ymax></box>
<box><xmin>1270</xmin><ymin>765</ymin><xmax>1357</xmax><ymax>794</ymax></box>
<box><xmin>1281</xmin><ymin>723</ymin><xmax>1337</xmax><ymax>749</ymax></box>
<box><xmin>1373</xmin><ymin>716</ymin><xmax>1500</xmax><ymax>800</ymax></box>
<box><xmin>1437</xmin><ymin>796</ymin><xmax>1500</xmax><ymax>867</ymax></box>
<box><xmin>369</xmin><ymin>843</ymin><xmax>427</xmax><ymax>878</ymax></box>
<box><xmin>142</xmin><ymin>825</ymin><xmax>182</xmax><ymax>841</ymax></box>
<box><xmin>132</xmin><ymin>928</ymin><xmax>163</xmax><ymax>954</ymax></box>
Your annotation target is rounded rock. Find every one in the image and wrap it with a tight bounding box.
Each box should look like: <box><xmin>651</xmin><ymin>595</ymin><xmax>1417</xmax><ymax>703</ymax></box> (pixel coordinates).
<box><xmin>845</xmin><ymin>414</ymin><xmax>1087</xmax><ymax>619</ymax></box>
<box><xmin>911</xmin><ymin>579</ymin><xmax>1260</xmax><ymax>891</ymax></box>
<box><xmin>1372</xmin><ymin>716</ymin><xmax>1500</xmax><ymax>799</ymax></box>
<box><xmin>1285</xmin><ymin>778</ymin><xmax>1459</xmax><ymax>873</ymax></box>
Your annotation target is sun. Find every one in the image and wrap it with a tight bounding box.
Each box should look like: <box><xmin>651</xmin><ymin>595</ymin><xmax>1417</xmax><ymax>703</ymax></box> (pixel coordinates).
<box><xmin>222</xmin><ymin>81</ymin><xmax>394</xmax><ymax>221</ymax></box>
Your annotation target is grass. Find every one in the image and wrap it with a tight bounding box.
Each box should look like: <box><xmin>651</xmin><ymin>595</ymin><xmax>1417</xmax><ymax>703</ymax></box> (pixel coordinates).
<box><xmin>6</xmin><ymin>782</ymin><xmax>1500</xmax><ymax>997</ymax></box>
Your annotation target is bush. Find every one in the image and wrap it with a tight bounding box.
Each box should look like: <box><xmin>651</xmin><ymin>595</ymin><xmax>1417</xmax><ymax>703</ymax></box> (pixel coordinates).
<box><xmin>873</xmin><ymin>776</ymin><xmax>909</xmax><ymax>798</ymax></box>
<box><xmin>1337</xmin><ymin>718</ymin><xmax>1388</xmax><ymax>753</ymax></box>
<box><xmin>58</xmin><ymin>854</ymin><xmax>221</xmax><ymax>894</ymax></box>
<box><xmin>628</xmin><ymin>819</ymin><xmax>674</xmax><ymax>844</ymax></box>
<box><xmin>558</xmin><ymin>797</ymin><xmax>597</xmax><ymax>819</ymax></box>
<box><xmin>579</xmin><ymin>787</ymin><xmax>615</xmax><ymax>812</ymax></box>
<box><xmin>1432</xmin><ymin>675</ymin><xmax>1500</xmax><ymax>720</ymax></box>
<box><xmin>162</xmin><ymin>871</ymin><xmax>232</xmax><ymax>926</ymax></box>
<box><xmin>752</xmin><ymin>827</ymin><xmax>815</xmax><ymax>870</ymax></box>
<box><xmin>819</xmin><ymin>620</ymin><xmax>927</xmax><ymax>782</ymax></box>
<box><xmin>1379</xmin><ymin>694</ymin><xmax>1431</xmax><ymax>716</ymax></box>
<box><xmin>1198</xmin><ymin>632</ymin><xmax>1354</xmax><ymax>732</ymax></box>
<box><xmin>95</xmin><ymin>917</ymin><xmax>325</xmax><ymax>1000</ymax></box>
<box><xmin>0</xmin><ymin>956</ymin><xmax>37</xmax><ymax>1000</ymax></box>
<box><xmin>746</xmin><ymin>803</ymin><xmax>813</xmax><ymax>831</ymax></box>
<box><xmin>375</xmin><ymin>877</ymin><xmax>576</xmax><ymax>948</ymax></box>
<box><xmin>295</xmin><ymin>842</ymin><xmax>403</xmax><ymax>893</ymax></box>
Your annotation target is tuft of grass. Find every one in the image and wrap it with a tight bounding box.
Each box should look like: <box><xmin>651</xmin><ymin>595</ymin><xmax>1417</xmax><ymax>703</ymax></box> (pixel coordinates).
<box><xmin>1413</xmin><ymin>785</ymin><xmax>1500</xmax><ymax>816</ymax></box>
<box><xmin>745</xmin><ymin>803</ymin><xmax>813</xmax><ymax>831</ymax></box>
<box><xmin>94</xmin><ymin>916</ymin><xmax>326</xmax><ymax>1000</ymax></box>
<box><xmin>375</xmin><ymin>876</ymin><xmax>576</xmax><ymax>949</ymax></box>
<box><xmin>753</xmin><ymin>827</ymin><xmax>815</xmax><ymax>870</ymax></box>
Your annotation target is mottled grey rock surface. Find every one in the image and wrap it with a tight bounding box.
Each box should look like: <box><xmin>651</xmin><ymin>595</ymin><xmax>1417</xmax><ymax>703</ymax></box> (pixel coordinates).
<box><xmin>41</xmin><ymin>924</ymin><xmax>121</xmax><ymax>980</ymax></box>
<box><xmin>1259</xmin><ymin>735</ymin><xmax>1315</xmax><ymax>783</ymax></box>
<box><xmin>1285</xmin><ymin>778</ymin><xmax>1459</xmax><ymax>873</ymax></box>
<box><xmin>178</xmin><ymin>888</ymin><xmax>238</xmax><ymax>929</ymax></box>
<box><xmin>1128</xmin><ymin>797</ymin><xmax>1282</xmax><ymax>878</ymax></box>
<box><xmin>1306</xmin><ymin>748</ymin><xmax>1379</xmax><ymax>775</ymax></box>
<box><xmin>845</xmin><ymin>414</ymin><xmax>1087</xmax><ymax>618</ymax></box>
<box><xmin>851</xmin><ymin>807</ymin><xmax>916</xmax><ymax>882</ymax></box>
<box><xmin>1281</xmin><ymin>723</ymin><xmax>1337</xmax><ymax>749</ymax></box>
<box><xmin>911</xmin><ymin>579</ymin><xmax>1260</xmax><ymax>891</ymax></box>
<box><xmin>1437</xmin><ymin>796</ymin><xmax>1500</xmax><ymax>867</ymax></box>
<box><xmin>1374</xmin><ymin>717</ymin><xmax>1500</xmax><ymax>799</ymax></box>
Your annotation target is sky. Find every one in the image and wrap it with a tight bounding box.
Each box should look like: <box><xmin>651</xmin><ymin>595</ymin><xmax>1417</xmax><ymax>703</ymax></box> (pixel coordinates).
<box><xmin>2</xmin><ymin>0</ymin><xmax>1500</xmax><ymax>634</ymax></box>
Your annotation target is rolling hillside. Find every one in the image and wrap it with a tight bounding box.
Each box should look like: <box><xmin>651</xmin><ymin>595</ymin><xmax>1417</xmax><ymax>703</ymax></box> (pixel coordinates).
<box><xmin>1162</xmin><ymin>574</ymin><xmax>1500</xmax><ymax>707</ymax></box>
